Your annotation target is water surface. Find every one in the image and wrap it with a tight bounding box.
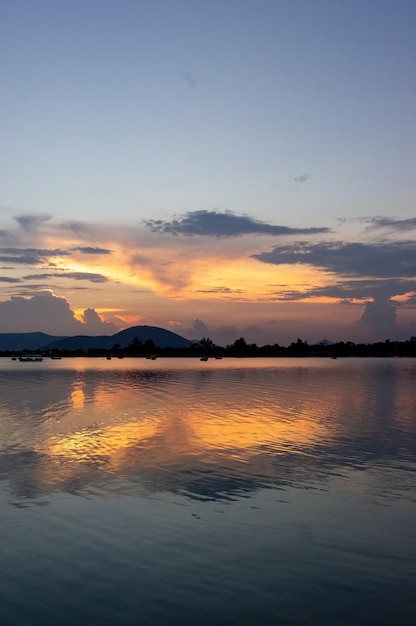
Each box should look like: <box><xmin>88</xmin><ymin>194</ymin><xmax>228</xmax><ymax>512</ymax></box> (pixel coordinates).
<box><xmin>1</xmin><ymin>357</ymin><xmax>415</xmax><ymax>625</ymax></box>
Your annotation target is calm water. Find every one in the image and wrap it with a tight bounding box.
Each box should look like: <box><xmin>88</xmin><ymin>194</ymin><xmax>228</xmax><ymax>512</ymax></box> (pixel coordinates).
<box><xmin>0</xmin><ymin>357</ymin><xmax>415</xmax><ymax>625</ymax></box>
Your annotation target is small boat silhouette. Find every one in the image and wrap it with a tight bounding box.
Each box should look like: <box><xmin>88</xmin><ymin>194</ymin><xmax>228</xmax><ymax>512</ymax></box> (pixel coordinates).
<box><xmin>18</xmin><ymin>355</ymin><xmax>43</xmax><ymax>362</ymax></box>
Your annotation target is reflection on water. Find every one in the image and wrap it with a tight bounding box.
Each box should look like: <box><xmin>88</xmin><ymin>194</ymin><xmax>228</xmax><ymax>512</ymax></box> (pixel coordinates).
<box><xmin>0</xmin><ymin>358</ymin><xmax>415</xmax><ymax>625</ymax></box>
<box><xmin>1</xmin><ymin>358</ymin><xmax>415</xmax><ymax>501</ymax></box>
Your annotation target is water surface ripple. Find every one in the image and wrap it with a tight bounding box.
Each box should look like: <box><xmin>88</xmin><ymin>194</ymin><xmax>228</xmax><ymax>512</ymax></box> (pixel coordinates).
<box><xmin>0</xmin><ymin>357</ymin><xmax>415</xmax><ymax>625</ymax></box>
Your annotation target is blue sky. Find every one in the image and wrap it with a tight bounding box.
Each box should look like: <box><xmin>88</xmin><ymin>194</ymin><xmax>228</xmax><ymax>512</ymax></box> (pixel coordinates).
<box><xmin>0</xmin><ymin>0</ymin><xmax>415</xmax><ymax>345</ymax></box>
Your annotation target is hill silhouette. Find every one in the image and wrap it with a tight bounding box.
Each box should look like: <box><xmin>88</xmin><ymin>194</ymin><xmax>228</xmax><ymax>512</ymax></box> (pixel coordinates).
<box><xmin>0</xmin><ymin>332</ymin><xmax>66</xmax><ymax>351</ymax></box>
<box><xmin>0</xmin><ymin>326</ymin><xmax>193</xmax><ymax>352</ymax></box>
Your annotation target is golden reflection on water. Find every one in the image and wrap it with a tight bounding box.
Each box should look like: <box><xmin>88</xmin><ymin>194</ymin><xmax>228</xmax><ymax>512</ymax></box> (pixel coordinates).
<box><xmin>36</xmin><ymin>371</ymin><xmax>333</xmax><ymax>489</ymax></box>
<box><xmin>191</xmin><ymin>410</ymin><xmax>326</xmax><ymax>454</ymax></box>
<box><xmin>40</xmin><ymin>405</ymin><xmax>327</xmax><ymax>472</ymax></box>
<box><xmin>2</xmin><ymin>358</ymin><xmax>414</xmax><ymax>496</ymax></box>
<box><xmin>1</xmin><ymin>360</ymin><xmax>415</xmax><ymax>626</ymax></box>
<box><xmin>71</xmin><ymin>387</ymin><xmax>85</xmax><ymax>409</ymax></box>
<box><xmin>44</xmin><ymin>419</ymin><xmax>161</xmax><ymax>464</ymax></box>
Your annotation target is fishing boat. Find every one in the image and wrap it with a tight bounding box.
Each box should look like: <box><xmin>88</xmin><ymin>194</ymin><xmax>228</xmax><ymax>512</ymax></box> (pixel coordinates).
<box><xmin>18</xmin><ymin>355</ymin><xmax>43</xmax><ymax>362</ymax></box>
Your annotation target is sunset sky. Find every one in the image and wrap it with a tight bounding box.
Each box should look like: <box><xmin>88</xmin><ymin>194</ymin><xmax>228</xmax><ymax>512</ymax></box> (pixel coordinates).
<box><xmin>1</xmin><ymin>0</ymin><xmax>415</xmax><ymax>346</ymax></box>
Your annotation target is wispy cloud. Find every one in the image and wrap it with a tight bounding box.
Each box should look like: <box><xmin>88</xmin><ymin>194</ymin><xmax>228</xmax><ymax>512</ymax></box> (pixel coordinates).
<box><xmin>268</xmin><ymin>278</ymin><xmax>416</xmax><ymax>301</ymax></box>
<box><xmin>366</xmin><ymin>216</ymin><xmax>416</xmax><ymax>233</ymax></box>
<box><xmin>61</xmin><ymin>221</ymin><xmax>101</xmax><ymax>238</ymax></box>
<box><xmin>23</xmin><ymin>272</ymin><xmax>109</xmax><ymax>283</ymax></box>
<box><xmin>0</xmin><ymin>247</ymin><xmax>68</xmax><ymax>265</ymax></box>
<box><xmin>144</xmin><ymin>210</ymin><xmax>329</xmax><ymax>237</ymax></box>
<box><xmin>196</xmin><ymin>286</ymin><xmax>246</xmax><ymax>294</ymax></box>
<box><xmin>0</xmin><ymin>276</ymin><xmax>21</xmax><ymax>283</ymax></box>
<box><xmin>294</xmin><ymin>174</ymin><xmax>310</xmax><ymax>183</ymax></box>
<box><xmin>0</xmin><ymin>229</ymin><xmax>19</xmax><ymax>246</ymax></box>
<box><xmin>14</xmin><ymin>214</ymin><xmax>51</xmax><ymax>232</ymax></box>
<box><xmin>72</xmin><ymin>246</ymin><xmax>112</xmax><ymax>255</ymax></box>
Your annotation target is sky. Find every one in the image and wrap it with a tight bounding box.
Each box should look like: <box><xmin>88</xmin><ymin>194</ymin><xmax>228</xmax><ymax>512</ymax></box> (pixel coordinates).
<box><xmin>1</xmin><ymin>0</ymin><xmax>416</xmax><ymax>346</ymax></box>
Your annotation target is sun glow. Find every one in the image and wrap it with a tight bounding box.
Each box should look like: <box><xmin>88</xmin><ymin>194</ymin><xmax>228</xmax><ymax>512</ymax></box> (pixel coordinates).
<box><xmin>180</xmin><ymin>258</ymin><xmax>327</xmax><ymax>302</ymax></box>
<box><xmin>41</xmin><ymin>230</ymin><xmax>334</xmax><ymax>309</ymax></box>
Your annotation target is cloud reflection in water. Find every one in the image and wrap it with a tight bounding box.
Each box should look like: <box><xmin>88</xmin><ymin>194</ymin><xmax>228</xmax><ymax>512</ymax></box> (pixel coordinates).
<box><xmin>0</xmin><ymin>358</ymin><xmax>415</xmax><ymax>502</ymax></box>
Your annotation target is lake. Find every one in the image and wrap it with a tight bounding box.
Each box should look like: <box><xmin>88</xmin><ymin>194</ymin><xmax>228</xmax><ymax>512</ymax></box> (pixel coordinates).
<box><xmin>0</xmin><ymin>357</ymin><xmax>415</xmax><ymax>625</ymax></box>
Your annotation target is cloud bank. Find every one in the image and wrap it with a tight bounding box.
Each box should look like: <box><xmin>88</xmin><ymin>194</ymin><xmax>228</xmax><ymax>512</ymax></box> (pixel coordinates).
<box><xmin>253</xmin><ymin>241</ymin><xmax>416</xmax><ymax>279</ymax></box>
<box><xmin>0</xmin><ymin>292</ymin><xmax>118</xmax><ymax>335</ymax></box>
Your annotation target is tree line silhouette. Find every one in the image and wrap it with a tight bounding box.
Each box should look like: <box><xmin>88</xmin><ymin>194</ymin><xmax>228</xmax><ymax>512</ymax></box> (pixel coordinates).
<box><xmin>4</xmin><ymin>335</ymin><xmax>416</xmax><ymax>358</ymax></box>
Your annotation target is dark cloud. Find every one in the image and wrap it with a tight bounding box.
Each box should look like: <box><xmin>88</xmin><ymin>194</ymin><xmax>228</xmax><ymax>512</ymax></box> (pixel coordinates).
<box><xmin>0</xmin><ymin>254</ymin><xmax>41</xmax><ymax>264</ymax></box>
<box><xmin>14</xmin><ymin>214</ymin><xmax>51</xmax><ymax>231</ymax></box>
<box><xmin>269</xmin><ymin>278</ymin><xmax>416</xmax><ymax>301</ymax></box>
<box><xmin>16</xmin><ymin>283</ymin><xmax>66</xmax><ymax>291</ymax></box>
<box><xmin>294</xmin><ymin>174</ymin><xmax>310</xmax><ymax>183</ymax></box>
<box><xmin>367</xmin><ymin>217</ymin><xmax>416</xmax><ymax>232</ymax></box>
<box><xmin>59</xmin><ymin>272</ymin><xmax>109</xmax><ymax>283</ymax></box>
<box><xmin>196</xmin><ymin>286</ymin><xmax>245</xmax><ymax>294</ymax></box>
<box><xmin>0</xmin><ymin>245</ymin><xmax>111</xmax><ymax>267</ymax></box>
<box><xmin>358</xmin><ymin>297</ymin><xmax>398</xmax><ymax>338</ymax></box>
<box><xmin>23</xmin><ymin>272</ymin><xmax>109</xmax><ymax>283</ymax></box>
<box><xmin>72</xmin><ymin>246</ymin><xmax>112</xmax><ymax>255</ymax></box>
<box><xmin>338</xmin><ymin>299</ymin><xmax>360</xmax><ymax>306</ymax></box>
<box><xmin>0</xmin><ymin>247</ymin><xmax>68</xmax><ymax>265</ymax></box>
<box><xmin>144</xmin><ymin>210</ymin><xmax>329</xmax><ymax>237</ymax></box>
<box><xmin>0</xmin><ymin>277</ymin><xmax>21</xmax><ymax>283</ymax></box>
<box><xmin>19</xmin><ymin>285</ymin><xmax>92</xmax><ymax>293</ymax></box>
<box><xmin>263</xmin><ymin>272</ymin><xmax>413</xmax><ymax>340</ymax></box>
<box><xmin>192</xmin><ymin>319</ymin><xmax>208</xmax><ymax>334</ymax></box>
<box><xmin>253</xmin><ymin>241</ymin><xmax>416</xmax><ymax>278</ymax></box>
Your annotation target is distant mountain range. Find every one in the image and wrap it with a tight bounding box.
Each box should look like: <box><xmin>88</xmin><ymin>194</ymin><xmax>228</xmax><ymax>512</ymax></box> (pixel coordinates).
<box><xmin>0</xmin><ymin>326</ymin><xmax>194</xmax><ymax>352</ymax></box>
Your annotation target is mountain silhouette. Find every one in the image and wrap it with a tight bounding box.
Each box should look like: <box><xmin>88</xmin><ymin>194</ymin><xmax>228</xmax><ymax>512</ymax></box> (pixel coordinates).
<box><xmin>0</xmin><ymin>332</ymin><xmax>66</xmax><ymax>351</ymax></box>
<box><xmin>0</xmin><ymin>326</ymin><xmax>193</xmax><ymax>352</ymax></box>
